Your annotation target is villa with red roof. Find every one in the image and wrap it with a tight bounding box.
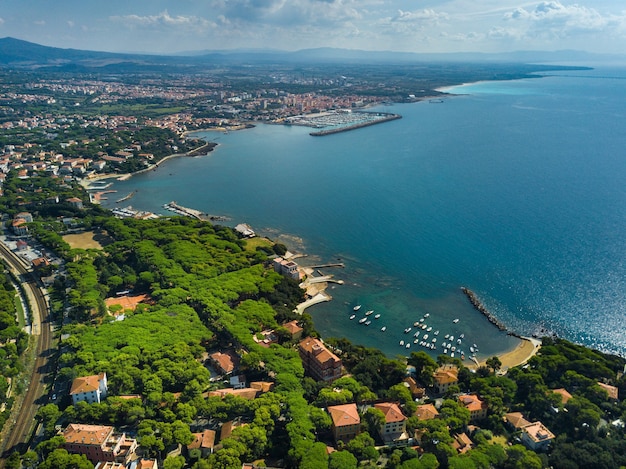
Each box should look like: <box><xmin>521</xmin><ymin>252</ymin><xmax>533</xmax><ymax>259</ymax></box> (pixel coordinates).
<box><xmin>414</xmin><ymin>403</ymin><xmax>439</xmax><ymax>421</ymax></box>
<box><xmin>328</xmin><ymin>403</ymin><xmax>361</xmax><ymax>443</ymax></box>
<box><xmin>70</xmin><ymin>372</ymin><xmax>108</xmax><ymax>405</ymax></box>
<box><xmin>374</xmin><ymin>402</ymin><xmax>410</xmax><ymax>447</ymax></box>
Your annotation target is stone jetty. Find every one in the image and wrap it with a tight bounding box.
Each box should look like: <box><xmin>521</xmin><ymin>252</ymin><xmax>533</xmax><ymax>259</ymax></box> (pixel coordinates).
<box><xmin>461</xmin><ymin>287</ymin><xmax>507</xmax><ymax>331</ymax></box>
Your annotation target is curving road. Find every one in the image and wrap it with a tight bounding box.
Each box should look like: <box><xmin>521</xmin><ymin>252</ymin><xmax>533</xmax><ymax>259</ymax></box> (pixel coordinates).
<box><xmin>0</xmin><ymin>241</ymin><xmax>51</xmax><ymax>466</ymax></box>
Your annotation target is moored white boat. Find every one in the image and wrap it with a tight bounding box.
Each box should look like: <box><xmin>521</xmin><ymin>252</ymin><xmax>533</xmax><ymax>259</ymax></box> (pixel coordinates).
<box><xmin>374</xmin><ymin>314</ymin><xmax>381</xmax><ymax>319</ymax></box>
<box><xmin>365</xmin><ymin>310</ymin><xmax>374</xmax><ymax>316</ymax></box>
<box><xmin>359</xmin><ymin>317</ymin><xmax>367</xmax><ymax>324</ymax></box>
<box><xmin>354</xmin><ymin>305</ymin><xmax>362</xmax><ymax>311</ymax></box>
<box><xmin>381</xmin><ymin>326</ymin><xmax>387</xmax><ymax>332</ymax></box>
<box><xmin>349</xmin><ymin>314</ymin><xmax>356</xmax><ymax>320</ymax></box>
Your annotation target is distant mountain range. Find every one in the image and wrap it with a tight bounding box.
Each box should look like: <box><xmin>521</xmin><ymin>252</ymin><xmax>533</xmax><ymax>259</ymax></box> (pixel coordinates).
<box><xmin>0</xmin><ymin>37</ymin><xmax>623</xmax><ymax>69</ymax></box>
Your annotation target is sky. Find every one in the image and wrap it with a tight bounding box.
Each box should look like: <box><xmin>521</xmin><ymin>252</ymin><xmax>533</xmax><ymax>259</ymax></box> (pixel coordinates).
<box><xmin>1</xmin><ymin>0</ymin><xmax>625</xmax><ymax>55</ymax></box>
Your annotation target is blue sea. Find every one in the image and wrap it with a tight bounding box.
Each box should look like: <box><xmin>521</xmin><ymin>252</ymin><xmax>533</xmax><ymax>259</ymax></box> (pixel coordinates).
<box><xmin>101</xmin><ymin>66</ymin><xmax>626</xmax><ymax>360</ymax></box>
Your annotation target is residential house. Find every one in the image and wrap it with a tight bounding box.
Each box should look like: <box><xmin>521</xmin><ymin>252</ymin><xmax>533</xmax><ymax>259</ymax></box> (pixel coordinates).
<box><xmin>328</xmin><ymin>403</ymin><xmax>360</xmax><ymax>443</ymax></box>
<box><xmin>188</xmin><ymin>429</ymin><xmax>216</xmax><ymax>457</ymax></box>
<box><xmin>63</xmin><ymin>423</ymin><xmax>137</xmax><ymax>464</ymax></box>
<box><xmin>552</xmin><ymin>388</ymin><xmax>573</xmax><ymax>405</ymax></box>
<box><xmin>452</xmin><ymin>433</ymin><xmax>475</xmax><ymax>454</ymax></box>
<box><xmin>11</xmin><ymin>219</ymin><xmax>29</xmax><ymax>237</ymax></box>
<box><xmin>598</xmin><ymin>382</ymin><xmax>619</xmax><ymax>400</ymax></box>
<box><xmin>403</xmin><ymin>377</ymin><xmax>425</xmax><ymax>399</ymax></box>
<box><xmin>520</xmin><ymin>421</ymin><xmax>555</xmax><ymax>451</ymax></box>
<box><xmin>209</xmin><ymin>350</ymin><xmax>239</xmax><ymax>376</ymax></box>
<box><xmin>70</xmin><ymin>372</ymin><xmax>108</xmax><ymax>405</ymax></box>
<box><xmin>128</xmin><ymin>461</ymin><xmax>159</xmax><ymax>469</ymax></box>
<box><xmin>503</xmin><ymin>412</ymin><xmax>555</xmax><ymax>452</ymax></box>
<box><xmin>128</xmin><ymin>458</ymin><xmax>159</xmax><ymax>469</ymax></box>
<box><xmin>283</xmin><ymin>320</ymin><xmax>303</xmax><ymax>340</ymax></box>
<box><xmin>298</xmin><ymin>337</ymin><xmax>343</xmax><ymax>382</ymax></box>
<box><xmin>458</xmin><ymin>394</ymin><xmax>488</xmax><ymax>422</ymax></box>
<box><xmin>432</xmin><ymin>365</ymin><xmax>459</xmax><ymax>394</ymax></box>
<box><xmin>414</xmin><ymin>404</ymin><xmax>439</xmax><ymax>421</ymax></box>
<box><xmin>67</xmin><ymin>197</ymin><xmax>84</xmax><ymax>209</ymax></box>
<box><xmin>374</xmin><ymin>402</ymin><xmax>410</xmax><ymax>447</ymax></box>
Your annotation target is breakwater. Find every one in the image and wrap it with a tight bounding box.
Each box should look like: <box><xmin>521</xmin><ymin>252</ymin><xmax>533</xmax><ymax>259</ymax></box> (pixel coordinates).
<box><xmin>309</xmin><ymin>113</ymin><xmax>402</xmax><ymax>136</ymax></box>
<box><xmin>461</xmin><ymin>287</ymin><xmax>508</xmax><ymax>332</ymax></box>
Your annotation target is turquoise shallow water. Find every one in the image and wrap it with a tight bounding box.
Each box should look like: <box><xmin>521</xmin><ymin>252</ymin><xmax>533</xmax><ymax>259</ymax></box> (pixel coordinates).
<box><xmin>102</xmin><ymin>67</ymin><xmax>626</xmax><ymax>359</ymax></box>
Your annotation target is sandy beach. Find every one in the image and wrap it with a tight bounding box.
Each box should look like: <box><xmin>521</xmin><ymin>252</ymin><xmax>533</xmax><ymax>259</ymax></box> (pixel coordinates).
<box><xmin>473</xmin><ymin>336</ymin><xmax>541</xmax><ymax>372</ymax></box>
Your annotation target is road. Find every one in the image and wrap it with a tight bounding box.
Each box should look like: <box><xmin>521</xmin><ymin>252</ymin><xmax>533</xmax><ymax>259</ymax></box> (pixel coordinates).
<box><xmin>0</xmin><ymin>241</ymin><xmax>51</xmax><ymax>466</ymax></box>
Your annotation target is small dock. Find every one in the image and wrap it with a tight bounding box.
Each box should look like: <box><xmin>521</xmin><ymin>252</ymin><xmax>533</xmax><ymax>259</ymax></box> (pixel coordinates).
<box><xmin>308</xmin><ymin>263</ymin><xmax>345</xmax><ymax>269</ymax></box>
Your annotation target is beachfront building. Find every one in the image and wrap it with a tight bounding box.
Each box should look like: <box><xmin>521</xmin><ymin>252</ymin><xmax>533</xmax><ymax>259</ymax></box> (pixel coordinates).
<box><xmin>432</xmin><ymin>365</ymin><xmax>459</xmax><ymax>394</ymax></box>
<box><xmin>298</xmin><ymin>337</ymin><xmax>343</xmax><ymax>382</ymax></box>
<box><xmin>458</xmin><ymin>394</ymin><xmax>488</xmax><ymax>422</ymax></box>
<box><xmin>70</xmin><ymin>372</ymin><xmax>108</xmax><ymax>405</ymax></box>
<box><xmin>328</xmin><ymin>403</ymin><xmax>361</xmax><ymax>443</ymax></box>
<box><xmin>63</xmin><ymin>423</ymin><xmax>137</xmax><ymax>464</ymax></box>
<box><xmin>273</xmin><ymin>257</ymin><xmax>301</xmax><ymax>280</ymax></box>
<box><xmin>374</xmin><ymin>402</ymin><xmax>411</xmax><ymax>447</ymax></box>
<box><xmin>403</xmin><ymin>376</ymin><xmax>426</xmax><ymax>399</ymax></box>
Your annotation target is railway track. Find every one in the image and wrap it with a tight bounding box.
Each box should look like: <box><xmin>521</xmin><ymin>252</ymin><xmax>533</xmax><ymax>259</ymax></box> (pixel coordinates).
<box><xmin>0</xmin><ymin>242</ymin><xmax>51</xmax><ymax>466</ymax></box>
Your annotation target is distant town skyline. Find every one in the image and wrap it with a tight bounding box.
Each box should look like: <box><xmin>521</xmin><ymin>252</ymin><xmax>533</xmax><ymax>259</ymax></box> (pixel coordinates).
<box><xmin>1</xmin><ymin>0</ymin><xmax>625</xmax><ymax>55</ymax></box>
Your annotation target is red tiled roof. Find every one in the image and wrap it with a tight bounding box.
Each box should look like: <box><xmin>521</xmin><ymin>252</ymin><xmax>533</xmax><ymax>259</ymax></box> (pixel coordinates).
<box><xmin>375</xmin><ymin>402</ymin><xmax>406</xmax><ymax>423</ymax></box>
<box><xmin>63</xmin><ymin>423</ymin><xmax>113</xmax><ymax>445</ymax></box>
<box><xmin>328</xmin><ymin>403</ymin><xmax>360</xmax><ymax>427</ymax></box>
<box><xmin>70</xmin><ymin>373</ymin><xmax>105</xmax><ymax>395</ymax></box>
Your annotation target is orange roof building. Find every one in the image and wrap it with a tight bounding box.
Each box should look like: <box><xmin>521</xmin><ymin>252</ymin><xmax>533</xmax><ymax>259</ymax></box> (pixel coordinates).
<box><xmin>552</xmin><ymin>388</ymin><xmax>573</xmax><ymax>404</ymax></box>
<box><xmin>374</xmin><ymin>402</ymin><xmax>410</xmax><ymax>446</ymax></box>
<box><xmin>70</xmin><ymin>372</ymin><xmax>108</xmax><ymax>405</ymax></box>
<box><xmin>188</xmin><ymin>429</ymin><xmax>216</xmax><ymax>456</ymax></box>
<box><xmin>458</xmin><ymin>394</ymin><xmax>488</xmax><ymax>421</ymax></box>
<box><xmin>328</xmin><ymin>403</ymin><xmax>361</xmax><ymax>443</ymax></box>
<box><xmin>209</xmin><ymin>351</ymin><xmax>239</xmax><ymax>375</ymax></box>
<box><xmin>298</xmin><ymin>337</ymin><xmax>343</xmax><ymax>382</ymax></box>
<box><xmin>283</xmin><ymin>320</ymin><xmax>303</xmax><ymax>340</ymax></box>
<box><xmin>63</xmin><ymin>423</ymin><xmax>137</xmax><ymax>464</ymax></box>
<box><xmin>452</xmin><ymin>432</ymin><xmax>475</xmax><ymax>454</ymax></box>
<box><xmin>432</xmin><ymin>365</ymin><xmax>459</xmax><ymax>394</ymax></box>
<box><xmin>414</xmin><ymin>403</ymin><xmax>439</xmax><ymax>421</ymax></box>
<box><xmin>598</xmin><ymin>382</ymin><xmax>619</xmax><ymax>400</ymax></box>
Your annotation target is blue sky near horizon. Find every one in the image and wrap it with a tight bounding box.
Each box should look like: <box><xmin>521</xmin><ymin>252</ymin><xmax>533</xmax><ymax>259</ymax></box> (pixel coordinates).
<box><xmin>1</xmin><ymin>0</ymin><xmax>625</xmax><ymax>55</ymax></box>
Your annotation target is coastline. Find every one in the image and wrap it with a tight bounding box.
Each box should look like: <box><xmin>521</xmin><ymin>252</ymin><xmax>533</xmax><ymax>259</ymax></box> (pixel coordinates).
<box><xmin>474</xmin><ymin>336</ymin><xmax>541</xmax><ymax>372</ymax></box>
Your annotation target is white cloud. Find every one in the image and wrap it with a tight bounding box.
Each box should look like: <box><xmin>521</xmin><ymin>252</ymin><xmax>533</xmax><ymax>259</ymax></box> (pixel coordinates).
<box><xmin>67</xmin><ymin>20</ymin><xmax>75</xmax><ymax>28</ymax></box>
<box><xmin>394</xmin><ymin>9</ymin><xmax>449</xmax><ymax>23</ymax></box>
<box><xmin>504</xmin><ymin>1</ymin><xmax>626</xmax><ymax>35</ymax></box>
<box><xmin>0</xmin><ymin>17</ymin><xmax>5</xmax><ymax>26</ymax></box>
<box><xmin>110</xmin><ymin>10</ymin><xmax>214</xmax><ymax>31</ymax></box>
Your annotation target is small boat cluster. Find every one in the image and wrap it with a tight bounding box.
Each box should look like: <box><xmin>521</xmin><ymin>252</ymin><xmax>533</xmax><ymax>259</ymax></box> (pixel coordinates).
<box><xmin>395</xmin><ymin>312</ymin><xmax>480</xmax><ymax>360</ymax></box>
<box><xmin>351</xmin><ymin>305</ymin><xmax>481</xmax><ymax>361</ymax></box>
<box><xmin>350</xmin><ymin>305</ymin><xmax>383</xmax><ymax>329</ymax></box>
